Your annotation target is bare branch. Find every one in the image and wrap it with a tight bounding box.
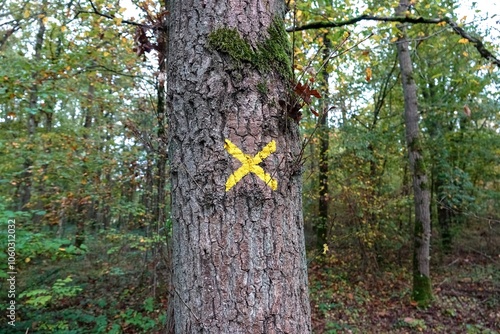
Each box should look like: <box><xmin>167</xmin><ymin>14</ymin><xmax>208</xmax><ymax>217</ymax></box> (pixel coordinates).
<box><xmin>288</xmin><ymin>15</ymin><xmax>500</xmax><ymax>68</ymax></box>
<box><xmin>0</xmin><ymin>24</ymin><xmax>20</xmax><ymax>50</ymax></box>
<box><xmin>444</xmin><ymin>18</ymin><xmax>500</xmax><ymax>68</ymax></box>
<box><xmin>287</xmin><ymin>14</ymin><xmax>447</xmax><ymax>32</ymax></box>
<box><xmin>124</xmin><ymin>119</ymin><xmax>154</xmax><ymax>152</ymax></box>
<box><xmin>75</xmin><ymin>0</ymin><xmax>152</xmax><ymax>29</ymax></box>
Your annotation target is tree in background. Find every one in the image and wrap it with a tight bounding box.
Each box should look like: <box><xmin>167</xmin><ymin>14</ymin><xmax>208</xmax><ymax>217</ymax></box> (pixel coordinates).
<box><xmin>290</xmin><ymin>0</ymin><xmax>498</xmax><ymax>304</ymax></box>
<box><xmin>395</xmin><ymin>0</ymin><xmax>432</xmax><ymax>307</ymax></box>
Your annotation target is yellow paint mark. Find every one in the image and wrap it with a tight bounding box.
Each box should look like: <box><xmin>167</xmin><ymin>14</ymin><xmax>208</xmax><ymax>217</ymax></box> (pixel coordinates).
<box><xmin>224</xmin><ymin>139</ymin><xmax>278</xmax><ymax>191</ymax></box>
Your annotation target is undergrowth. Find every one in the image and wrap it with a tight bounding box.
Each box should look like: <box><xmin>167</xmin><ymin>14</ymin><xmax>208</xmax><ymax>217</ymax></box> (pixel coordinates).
<box><xmin>309</xmin><ymin>219</ymin><xmax>500</xmax><ymax>333</ymax></box>
<box><xmin>0</xmin><ymin>222</ymin><xmax>170</xmax><ymax>334</ymax></box>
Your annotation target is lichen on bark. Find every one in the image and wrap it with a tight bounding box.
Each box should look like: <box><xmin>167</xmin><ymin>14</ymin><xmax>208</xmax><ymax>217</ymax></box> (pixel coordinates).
<box><xmin>207</xmin><ymin>17</ymin><xmax>292</xmax><ymax>79</ymax></box>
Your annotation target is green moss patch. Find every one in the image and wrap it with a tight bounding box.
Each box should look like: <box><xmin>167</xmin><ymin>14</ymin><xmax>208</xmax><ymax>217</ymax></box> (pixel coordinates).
<box><xmin>412</xmin><ymin>273</ymin><xmax>433</xmax><ymax>307</ymax></box>
<box><xmin>207</xmin><ymin>18</ymin><xmax>292</xmax><ymax>79</ymax></box>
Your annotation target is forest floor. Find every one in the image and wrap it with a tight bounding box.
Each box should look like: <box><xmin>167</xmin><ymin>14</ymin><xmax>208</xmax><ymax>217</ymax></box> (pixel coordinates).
<box><xmin>309</xmin><ymin>253</ymin><xmax>500</xmax><ymax>333</ymax></box>
<box><xmin>3</xmin><ymin>234</ymin><xmax>499</xmax><ymax>333</ymax></box>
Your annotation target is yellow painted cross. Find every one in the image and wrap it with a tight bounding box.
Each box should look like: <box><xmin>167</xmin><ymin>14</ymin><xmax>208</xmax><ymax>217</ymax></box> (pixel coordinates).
<box><xmin>224</xmin><ymin>139</ymin><xmax>278</xmax><ymax>192</ymax></box>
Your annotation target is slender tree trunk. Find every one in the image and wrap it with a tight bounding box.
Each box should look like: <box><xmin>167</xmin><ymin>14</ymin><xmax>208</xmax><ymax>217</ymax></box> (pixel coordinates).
<box><xmin>154</xmin><ymin>17</ymin><xmax>168</xmax><ymax>229</ymax></box>
<box><xmin>396</xmin><ymin>0</ymin><xmax>433</xmax><ymax>307</ymax></box>
<box><xmin>19</xmin><ymin>9</ymin><xmax>46</xmax><ymax>211</ymax></box>
<box><xmin>74</xmin><ymin>82</ymin><xmax>95</xmax><ymax>248</ymax></box>
<box><xmin>316</xmin><ymin>34</ymin><xmax>331</xmax><ymax>250</ymax></box>
<box><xmin>437</xmin><ymin>190</ymin><xmax>453</xmax><ymax>252</ymax></box>
<box><xmin>167</xmin><ymin>1</ymin><xmax>311</xmax><ymax>332</ymax></box>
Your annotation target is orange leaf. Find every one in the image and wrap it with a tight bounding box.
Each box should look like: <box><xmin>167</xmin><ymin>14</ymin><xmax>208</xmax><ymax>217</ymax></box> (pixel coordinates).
<box><xmin>463</xmin><ymin>104</ymin><xmax>471</xmax><ymax>117</ymax></box>
<box><xmin>294</xmin><ymin>82</ymin><xmax>321</xmax><ymax>104</ymax></box>
<box><xmin>365</xmin><ymin>67</ymin><xmax>372</xmax><ymax>82</ymax></box>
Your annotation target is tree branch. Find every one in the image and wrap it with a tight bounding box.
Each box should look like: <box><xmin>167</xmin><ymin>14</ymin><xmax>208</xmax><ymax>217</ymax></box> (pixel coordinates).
<box><xmin>287</xmin><ymin>14</ymin><xmax>442</xmax><ymax>32</ymax></box>
<box><xmin>444</xmin><ymin>18</ymin><xmax>500</xmax><ymax>68</ymax></box>
<box><xmin>0</xmin><ymin>24</ymin><xmax>20</xmax><ymax>51</ymax></box>
<box><xmin>74</xmin><ymin>0</ymin><xmax>152</xmax><ymax>29</ymax></box>
<box><xmin>288</xmin><ymin>15</ymin><xmax>500</xmax><ymax>68</ymax></box>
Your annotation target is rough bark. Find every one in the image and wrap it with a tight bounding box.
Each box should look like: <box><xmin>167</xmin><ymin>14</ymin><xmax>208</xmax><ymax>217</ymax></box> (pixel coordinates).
<box><xmin>167</xmin><ymin>0</ymin><xmax>311</xmax><ymax>333</ymax></box>
<box><xmin>396</xmin><ymin>0</ymin><xmax>433</xmax><ymax>307</ymax></box>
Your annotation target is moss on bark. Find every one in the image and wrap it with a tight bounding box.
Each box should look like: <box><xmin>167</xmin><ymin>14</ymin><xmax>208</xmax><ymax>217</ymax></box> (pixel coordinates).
<box><xmin>412</xmin><ymin>273</ymin><xmax>433</xmax><ymax>307</ymax></box>
<box><xmin>207</xmin><ymin>18</ymin><xmax>292</xmax><ymax>79</ymax></box>
<box><xmin>412</xmin><ymin>217</ymin><xmax>433</xmax><ymax>307</ymax></box>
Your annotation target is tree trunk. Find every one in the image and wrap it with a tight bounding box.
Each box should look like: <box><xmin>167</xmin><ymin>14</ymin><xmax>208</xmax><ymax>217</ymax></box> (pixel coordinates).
<box><xmin>437</xmin><ymin>192</ymin><xmax>453</xmax><ymax>253</ymax></box>
<box><xmin>74</xmin><ymin>82</ymin><xmax>95</xmax><ymax>248</ymax></box>
<box><xmin>316</xmin><ymin>34</ymin><xmax>331</xmax><ymax>250</ymax></box>
<box><xmin>154</xmin><ymin>16</ymin><xmax>168</xmax><ymax>230</ymax></box>
<box><xmin>167</xmin><ymin>1</ymin><xmax>311</xmax><ymax>332</ymax></box>
<box><xmin>396</xmin><ymin>0</ymin><xmax>433</xmax><ymax>307</ymax></box>
<box><xmin>19</xmin><ymin>9</ymin><xmax>46</xmax><ymax>211</ymax></box>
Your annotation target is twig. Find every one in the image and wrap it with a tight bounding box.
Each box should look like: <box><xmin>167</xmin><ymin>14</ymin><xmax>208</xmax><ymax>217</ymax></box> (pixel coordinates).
<box><xmin>295</xmin><ymin>105</ymin><xmax>335</xmax><ymax>172</ymax></box>
<box><xmin>74</xmin><ymin>0</ymin><xmax>152</xmax><ymax>29</ymax></box>
<box><xmin>466</xmin><ymin>246</ymin><xmax>498</xmax><ymax>264</ymax></box>
<box><xmin>435</xmin><ymin>198</ymin><xmax>500</xmax><ymax>225</ymax></box>
<box><xmin>173</xmin><ymin>287</ymin><xmax>202</xmax><ymax>324</ymax></box>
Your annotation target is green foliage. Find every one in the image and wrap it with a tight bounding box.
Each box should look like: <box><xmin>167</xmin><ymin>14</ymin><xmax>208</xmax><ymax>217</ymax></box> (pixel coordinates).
<box><xmin>297</xmin><ymin>0</ymin><xmax>499</xmax><ymax>273</ymax></box>
<box><xmin>5</xmin><ymin>230</ymin><xmax>170</xmax><ymax>333</ymax></box>
<box><xmin>396</xmin><ymin>317</ymin><xmax>427</xmax><ymax>331</ymax></box>
<box><xmin>102</xmin><ymin>228</ymin><xmax>167</xmax><ymax>258</ymax></box>
<box><xmin>119</xmin><ymin>309</ymin><xmax>157</xmax><ymax>332</ymax></box>
<box><xmin>20</xmin><ymin>289</ymin><xmax>53</xmax><ymax>307</ymax></box>
<box><xmin>20</xmin><ymin>276</ymin><xmax>82</xmax><ymax>308</ymax></box>
<box><xmin>0</xmin><ymin>202</ymin><xmax>88</xmax><ymax>280</ymax></box>
<box><xmin>143</xmin><ymin>296</ymin><xmax>155</xmax><ymax>312</ymax></box>
<box><xmin>466</xmin><ymin>324</ymin><xmax>498</xmax><ymax>334</ymax></box>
